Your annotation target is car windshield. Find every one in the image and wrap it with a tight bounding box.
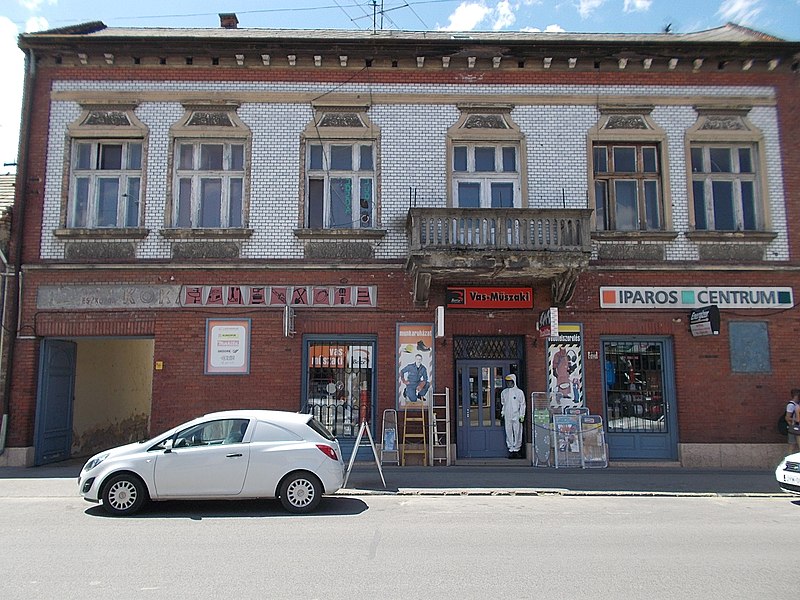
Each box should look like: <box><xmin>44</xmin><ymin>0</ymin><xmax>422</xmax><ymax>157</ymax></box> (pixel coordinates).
<box><xmin>306</xmin><ymin>416</ymin><xmax>336</xmax><ymax>441</ymax></box>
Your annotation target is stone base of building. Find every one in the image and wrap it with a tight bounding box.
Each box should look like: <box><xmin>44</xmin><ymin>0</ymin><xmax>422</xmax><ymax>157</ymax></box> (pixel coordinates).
<box><xmin>0</xmin><ymin>447</ymin><xmax>34</xmax><ymax>467</ymax></box>
<box><xmin>678</xmin><ymin>443</ymin><xmax>787</xmax><ymax>469</ymax></box>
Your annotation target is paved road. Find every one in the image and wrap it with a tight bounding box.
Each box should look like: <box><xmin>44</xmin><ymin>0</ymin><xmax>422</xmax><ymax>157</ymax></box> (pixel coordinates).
<box><xmin>0</xmin><ymin>490</ymin><xmax>794</xmax><ymax>600</ymax></box>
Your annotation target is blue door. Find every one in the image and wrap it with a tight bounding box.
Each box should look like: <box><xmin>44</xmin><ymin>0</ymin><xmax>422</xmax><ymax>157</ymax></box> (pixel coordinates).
<box><xmin>34</xmin><ymin>340</ymin><xmax>77</xmax><ymax>465</ymax></box>
<box><xmin>456</xmin><ymin>361</ymin><xmax>517</xmax><ymax>458</ymax></box>
<box><xmin>601</xmin><ymin>338</ymin><xmax>678</xmax><ymax>460</ymax></box>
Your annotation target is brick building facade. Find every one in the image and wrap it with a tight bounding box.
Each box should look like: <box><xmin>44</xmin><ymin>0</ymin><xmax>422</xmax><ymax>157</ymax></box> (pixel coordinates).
<box><xmin>1</xmin><ymin>19</ymin><xmax>798</xmax><ymax>468</ymax></box>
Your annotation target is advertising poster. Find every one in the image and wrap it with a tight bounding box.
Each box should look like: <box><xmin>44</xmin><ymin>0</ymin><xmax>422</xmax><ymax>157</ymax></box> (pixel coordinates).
<box><xmin>205</xmin><ymin>318</ymin><xmax>251</xmax><ymax>374</ymax></box>
<box><xmin>554</xmin><ymin>414</ymin><xmax>582</xmax><ymax>468</ymax></box>
<box><xmin>546</xmin><ymin>323</ymin><xmax>584</xmax><ymax>411</ymax></box>
<box><xmin>397</xmin><ymin>323</ymin><xmax>434</xmax><ymax>408</ymax></box>
<box><xmin>580</xmin><ymin>415</ymin><xmax>608</xmax><ymax>468</ymax></box>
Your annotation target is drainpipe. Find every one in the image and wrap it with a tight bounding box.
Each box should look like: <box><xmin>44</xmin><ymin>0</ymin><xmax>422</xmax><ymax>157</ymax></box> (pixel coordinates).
<box><xmin>0</xmin><ymin>45</ymin><xmax>36</xmax><ymax>456</ymax></box>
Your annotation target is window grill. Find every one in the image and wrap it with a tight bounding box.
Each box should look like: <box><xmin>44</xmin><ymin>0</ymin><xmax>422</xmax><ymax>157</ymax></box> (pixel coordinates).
<box><xmin>454</xmin><ymin>336</ymin><xmax>523</xmax><ymax>360</ymax></box>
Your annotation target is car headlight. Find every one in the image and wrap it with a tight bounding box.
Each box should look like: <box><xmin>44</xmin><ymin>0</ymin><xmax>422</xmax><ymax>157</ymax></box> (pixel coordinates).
<box><xmin>83</xmin><ymin>453</ymin><xmax>109</xmax><ymax>472</ymax></box>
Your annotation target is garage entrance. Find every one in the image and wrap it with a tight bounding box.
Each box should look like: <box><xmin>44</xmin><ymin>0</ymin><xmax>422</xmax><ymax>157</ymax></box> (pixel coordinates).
<box><xmin>34</xmin><ymin>337</ymin><xmax>155</xmax><ymax>465</ymax></box>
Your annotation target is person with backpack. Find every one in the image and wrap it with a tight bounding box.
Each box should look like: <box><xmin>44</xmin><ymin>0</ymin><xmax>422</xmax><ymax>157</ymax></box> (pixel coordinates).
<box><xmin>785</xmin><ymin>389</ymin><xmax>800</xmax><ymax>454</ymax></box>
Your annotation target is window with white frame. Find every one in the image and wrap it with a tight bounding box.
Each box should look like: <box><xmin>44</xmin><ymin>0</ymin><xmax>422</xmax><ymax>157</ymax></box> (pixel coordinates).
<box><xmin>306</xmin><ymin>141</ymin><xmax>375</xmax><ymax>229</ymax></box>
<box><xmin>167</xmin><ymin>106</ymin><xmax>250</xmax><ymax>231</ymax></box>
<box><xmin>174</xmin><ymin>140</ymin><xmax>245</xmax><ymax>228</ymax></box>
<box><xmin>593</xmin><ymin>143</ymin><xmax>663</xmax><ymax>231</ymax></box>
<box><xmin>690</xmin><ymin>143</ymin><xmax>760</xmax><ymax>231</ymax></box>
<box><xmin>68</xmin><ymin>140</ymin><xmax>143</xmax><ymax>228</ymax></box>
<box><xmin>447</xmin><ymin>108</ymin><xmax>526</xmax><ymax>209</ymax></box>
<box><xmin>452</xmin><ymin>143</ymin><xmax>520</xmax><ymax>208</ymax></box>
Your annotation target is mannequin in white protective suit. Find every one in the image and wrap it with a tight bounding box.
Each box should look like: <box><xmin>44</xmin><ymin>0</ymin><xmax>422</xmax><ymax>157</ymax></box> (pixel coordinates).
<box><xmin>500</xmin><ymin>373</ymin><xmax>526</xmax><ymax>458</ymax></box>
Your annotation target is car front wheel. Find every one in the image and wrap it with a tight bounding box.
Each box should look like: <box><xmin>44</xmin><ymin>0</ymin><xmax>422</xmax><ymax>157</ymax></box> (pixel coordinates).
<box><xmin>279</xmin><ymin>472</ymin><xmax>322</xmax><ymax>513</ymax></box>
<box><xmin>101</xmin><ymin>473</ymin><xmax>147</xmax><ymax>516</ymax></box>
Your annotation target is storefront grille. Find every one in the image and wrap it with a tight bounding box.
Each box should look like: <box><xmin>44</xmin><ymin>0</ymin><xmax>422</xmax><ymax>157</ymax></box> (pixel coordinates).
<box><xmin>301</xmin><ymin>340</ymin><xmax>374</xmax><ymax>440</ymax></box>
<box><xmin>454</xmin><ymin>336</ymin><xmax>524</xmax><ymax>360</ymax></box>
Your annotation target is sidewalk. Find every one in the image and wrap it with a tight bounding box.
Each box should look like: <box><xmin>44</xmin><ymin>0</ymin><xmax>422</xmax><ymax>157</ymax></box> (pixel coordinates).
<box><xmin>0</xmin><ymin>460</ymin><xmax>787</xmax><ymax>498</ymax></box>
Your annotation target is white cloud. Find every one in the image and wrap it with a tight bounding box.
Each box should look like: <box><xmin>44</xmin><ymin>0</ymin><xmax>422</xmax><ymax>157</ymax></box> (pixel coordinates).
<box><xmin>0</xmin><ymin>17</ymin><xmax>24</xmax><ymax>169</ymax></box>
<box><xmin>578</xmin><ymin>0</ymin><xmax>605</xmax><ymax>19</ymax></box>
<box><xmin>717</xmin><ymin>0</ymin><xmax>763</xmax><ymax>24</ymax></box>
<box><xmin>441</xmin><ymin>2</ymin><xmax>492</xmax><ymax>30</ymax></box>
<box><xmin>624</xmin><ymin>0</ymin><xmax>652</xmax><ymax>12</ymax></box>
<box><xmin>492</xmin><ymin>0</ymin><xmax>516</xmax><ymax>30</ymax></box>
<box><xmin>25</xmin><ymin>16</ymin><xmax>49</xmax><ymax>32</ymax></box>
<box><xmin>17</xmin><ymin>0</ymin><xmax>58</xmax><ymax>11</ymax></box>
<box><xmin>520</xmin><ymin>24</ymin><xmax>566</xmax><ymax>32</ymax></box>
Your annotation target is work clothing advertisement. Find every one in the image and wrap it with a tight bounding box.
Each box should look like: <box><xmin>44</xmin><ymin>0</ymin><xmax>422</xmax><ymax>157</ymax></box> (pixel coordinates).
<box><xmin>397</xmin><ymin>323</ymin><xmax>434</xmax><ymax>408</ymax></box>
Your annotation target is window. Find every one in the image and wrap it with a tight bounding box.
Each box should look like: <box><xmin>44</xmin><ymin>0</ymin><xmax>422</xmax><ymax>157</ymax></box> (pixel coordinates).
<box><xmin>452</xmin><ymin>144</ymin><xmax>520</xmax><ymax>208</ymax></box>
<box><xmin>686</xmin><ymin>109</ymin><xmax>767</xmax><ymax>233</ymax></box>
<box><xmin>174</xmin><ymin>141</ymin><xmax>245</xmax><ymax>228</ymax></box>
<box><xmin>588</xmin><ymin>109</ymin><xmax>668</xmax><ymax>233</ymax></box>
<box><xmin>690</xmin><ymin>144</ymin><xmax>759</xmax><ymax>231</ymax></box>
<box><xmin>64</xmin><ymin>106</ymin><xmax>147</xmax><ymax>231</ymax></box>
<box><xmin>168</xmin><ymin>106</ymin><xmax>250</xmax><ymax>230</ymax></box>
<box><xmin>593</xmin><ymin>143</ymin><xmax>663</xmax><ymax>231</ymax></box>
<box><xmin>447</xmin><ymin>107</ymin><xmax>526</xmax><ymax>208</ymax></box>
<box><xmin>306</xmin><ymin>142</ymin><xmax>375</xmax><ymax>229</ymax></box>
<box><xmin>68</xmin><ymin>140</ymin><xmax>142</xmax><ymax>228</ymax></box>
<box><xmin>302</xmin><ymin>340</ymin><xmax>375</xmax><ymax>439</ymax></box>
<box><xmin>301</xmin><ymin>107</ymin><xmax>379</xmax><ymax>231</ymax></box>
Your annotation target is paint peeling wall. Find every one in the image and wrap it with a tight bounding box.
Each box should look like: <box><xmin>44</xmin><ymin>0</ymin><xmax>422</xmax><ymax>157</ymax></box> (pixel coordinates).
<box><xmin>71</xmin><ymin>338</ymin><xmax>154</xmax><ymax>457</ymax></box>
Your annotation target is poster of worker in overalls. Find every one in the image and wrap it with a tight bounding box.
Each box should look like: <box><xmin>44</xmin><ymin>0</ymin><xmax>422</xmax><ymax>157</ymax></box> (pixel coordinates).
<box><xmin>546</xmin><ymin>323</ymin><xmax>584</xmax><ymax>411</ymax></box>
<box><xmin>397</xmin><ymin>323</ymin><xmax>434</xmax><ymax>408</ymax></box>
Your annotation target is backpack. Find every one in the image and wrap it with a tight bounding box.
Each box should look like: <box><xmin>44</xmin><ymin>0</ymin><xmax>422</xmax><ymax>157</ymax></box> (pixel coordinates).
<box><xmin>778</xmin><ymin>412</ymin><xmax>789</xmax><ymax>435</ymax></box>
<box><xmin>779</xmin><ymin>401</ymin><xmax>798</xmax><ymax>435</ymax></box>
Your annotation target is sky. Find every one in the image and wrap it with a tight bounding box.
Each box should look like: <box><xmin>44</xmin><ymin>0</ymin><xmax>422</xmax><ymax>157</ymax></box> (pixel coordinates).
<box><xmin>0</xmin><ymin>0</ymin><xmax>799</xmax><ymax>171</ymax></box>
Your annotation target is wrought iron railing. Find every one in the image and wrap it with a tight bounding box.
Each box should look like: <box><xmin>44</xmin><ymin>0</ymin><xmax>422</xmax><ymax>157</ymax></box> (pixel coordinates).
<box><xmin>407</xmin><ymin>208</ymin><xmax>592</xmax><ymax>252</ymax></box>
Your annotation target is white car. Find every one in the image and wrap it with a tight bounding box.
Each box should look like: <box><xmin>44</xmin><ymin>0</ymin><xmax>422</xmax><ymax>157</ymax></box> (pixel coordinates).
<box><xmin>775</xmin><ymin>452</ymin><xmax>800</xmax><ymax>494</ymax></box>
<box><xmin>78</xmin><ymin>410</ymin><xmax>345</xmax><ymax>516</ymax></box>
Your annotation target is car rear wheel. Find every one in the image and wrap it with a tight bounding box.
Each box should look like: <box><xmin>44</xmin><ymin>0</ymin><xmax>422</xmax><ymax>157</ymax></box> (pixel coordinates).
<box><xmin>279</xmin><ymin>472</ymin><xmax>322</xmax><ymax>513</ymax></box>
<box><xmin>101</xmin><ymin>473</ymin><xmax>147</xmax><ymax>516</ymax></box>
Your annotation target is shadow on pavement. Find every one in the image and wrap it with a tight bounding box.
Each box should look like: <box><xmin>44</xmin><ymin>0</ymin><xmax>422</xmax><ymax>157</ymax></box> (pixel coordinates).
<box><xmin>84</xmin><ymin>496</ymin><xmax>369</xmax><ymax>519</ymax></box>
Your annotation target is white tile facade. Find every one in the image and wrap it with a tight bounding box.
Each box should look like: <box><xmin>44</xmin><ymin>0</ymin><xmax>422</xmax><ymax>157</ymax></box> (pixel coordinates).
<box><xmin>41</xmin><ymin>80</ymin><xmax>787</xmax><ymax>261</ymax></box>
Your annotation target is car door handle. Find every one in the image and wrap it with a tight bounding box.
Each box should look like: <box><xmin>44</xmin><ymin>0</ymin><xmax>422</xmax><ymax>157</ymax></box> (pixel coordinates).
<box><xmin>226</xmin><ymin>453</ymin><xmax>243</xmax><ymax>458</ymax></box>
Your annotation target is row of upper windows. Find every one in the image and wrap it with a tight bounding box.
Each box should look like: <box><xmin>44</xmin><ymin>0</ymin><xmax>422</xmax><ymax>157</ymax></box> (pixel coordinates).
<box><xmin>61</xmin><ymin>107</ymin><xmax>770</xmax><ymax>235</ymax></box>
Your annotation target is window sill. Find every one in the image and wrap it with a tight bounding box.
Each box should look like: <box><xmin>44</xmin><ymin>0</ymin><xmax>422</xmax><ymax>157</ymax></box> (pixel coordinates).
<box><xmin>685</xmin><ymin>230</ymin><xmax>777</xmax><ymax>243</ymax></box>
<box><xmin>160</xmin><ymin>228</ymin><xmax>253</xmax><ymax>240</ymax></box>
<box><xmin>592</xmin><ymin>230</ymin><xmax>678</xmax><ymax>242</ymax></box>
<box><xmin>293</xmin><ymin>228</ymin><xmax>387</xmax><ymax>240</ymax></box>
<box><xmin>54</xmin><ymin>227</ymin><xmax>149</xmax><ymax>240</ymax></box>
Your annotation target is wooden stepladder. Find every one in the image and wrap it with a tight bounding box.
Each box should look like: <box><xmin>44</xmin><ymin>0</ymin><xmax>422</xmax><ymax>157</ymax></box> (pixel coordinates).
<box><xmin>401</xmin><ymin>404</ymin><xmax>427</xmax><ymax>466</ymax></box>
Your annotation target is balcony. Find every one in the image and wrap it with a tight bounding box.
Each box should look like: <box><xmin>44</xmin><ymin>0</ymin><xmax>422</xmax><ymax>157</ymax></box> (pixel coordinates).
<box><xmin>406</xmin><ymin>207</ymin><xmax>593</xmax><ymax>303</ymax></box>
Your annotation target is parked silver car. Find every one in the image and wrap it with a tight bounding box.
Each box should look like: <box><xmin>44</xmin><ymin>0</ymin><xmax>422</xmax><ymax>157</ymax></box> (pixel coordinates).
<box><xmin>775</xmin><ymin>452</ymin><xmax>800</xmax><ymax>494</ymax></box>
<box><xmin>78</xmin><ymin>410</ymin><xmax>345</xmax><ymax>515</ymax></box>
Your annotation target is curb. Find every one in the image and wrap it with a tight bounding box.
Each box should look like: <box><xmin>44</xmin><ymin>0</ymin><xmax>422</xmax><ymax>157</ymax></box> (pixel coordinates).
<box><xmin>336</xmin><ymin>488</ymin><xmax>790</xmax><ymax>498</ymax></box>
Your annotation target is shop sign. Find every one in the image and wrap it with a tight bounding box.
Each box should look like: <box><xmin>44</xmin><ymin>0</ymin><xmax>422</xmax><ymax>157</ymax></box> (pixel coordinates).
<box><xmin>546</xmin><ymin>324</ymin><xmax>583</xmax><ymax>411</ymax></box>
<box><xmin>536</xmin><ymin>307</ymin><xmax>559</xmax><ymax>338</ymax></box>
<box><xmin>181</xmin><ymin>285</ymin><xmax>376</xmax><ymax>308</ymax></box>
<box><xmin>37</xmin><ymin>285</ymin><xmax>181</xmax><ymax>309</ymax></box>
<box><xmin>689</xmin><ymin>305</ymin><xmax>720</xmax><ymax>337</ymax></box>
<box><xmin>446</xmin><ymin>286</ymin><xmax>533</xmax><ymax>309</ymax></box>
<box><xmin>600</xmin><ymin>286</ymin><xmax>793</xmax><ymax>309</ymax></box>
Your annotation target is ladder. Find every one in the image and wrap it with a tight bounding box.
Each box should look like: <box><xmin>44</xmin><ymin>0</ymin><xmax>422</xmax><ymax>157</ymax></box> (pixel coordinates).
<box><xmin>429</xmin><ymin>387</ymin><xmax>451</xmax><ymax>466</ymax></box>
<box><xmin>401</xmin><ymin>404</ymin><xmax>427</xmax><ymax>466</ymax></box>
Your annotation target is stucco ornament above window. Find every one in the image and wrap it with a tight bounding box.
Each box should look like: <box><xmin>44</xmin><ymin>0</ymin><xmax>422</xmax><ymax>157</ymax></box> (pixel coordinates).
<box><xmin>83</xmin><ymin>111</ymin><xmax>132</xmax><ymax>127</ymax></box>
<box><xmin>463</xmin><ymin>114</ymin><xmax>509</xmax><ymax>129</ymax></box>
<box><xmin>186</xmin><ymin>112</ymin><xmax>235</xmax><ymax>127</ymax></box>
<box><xmin>604</xmin><ymin>115</ymin><xmax>648</xmax><ymax>130</ymax></box>
<box><xmin>318</xmin><ymin>113</ymin><xmax>364</xmax><ymax>128</ymax></box>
